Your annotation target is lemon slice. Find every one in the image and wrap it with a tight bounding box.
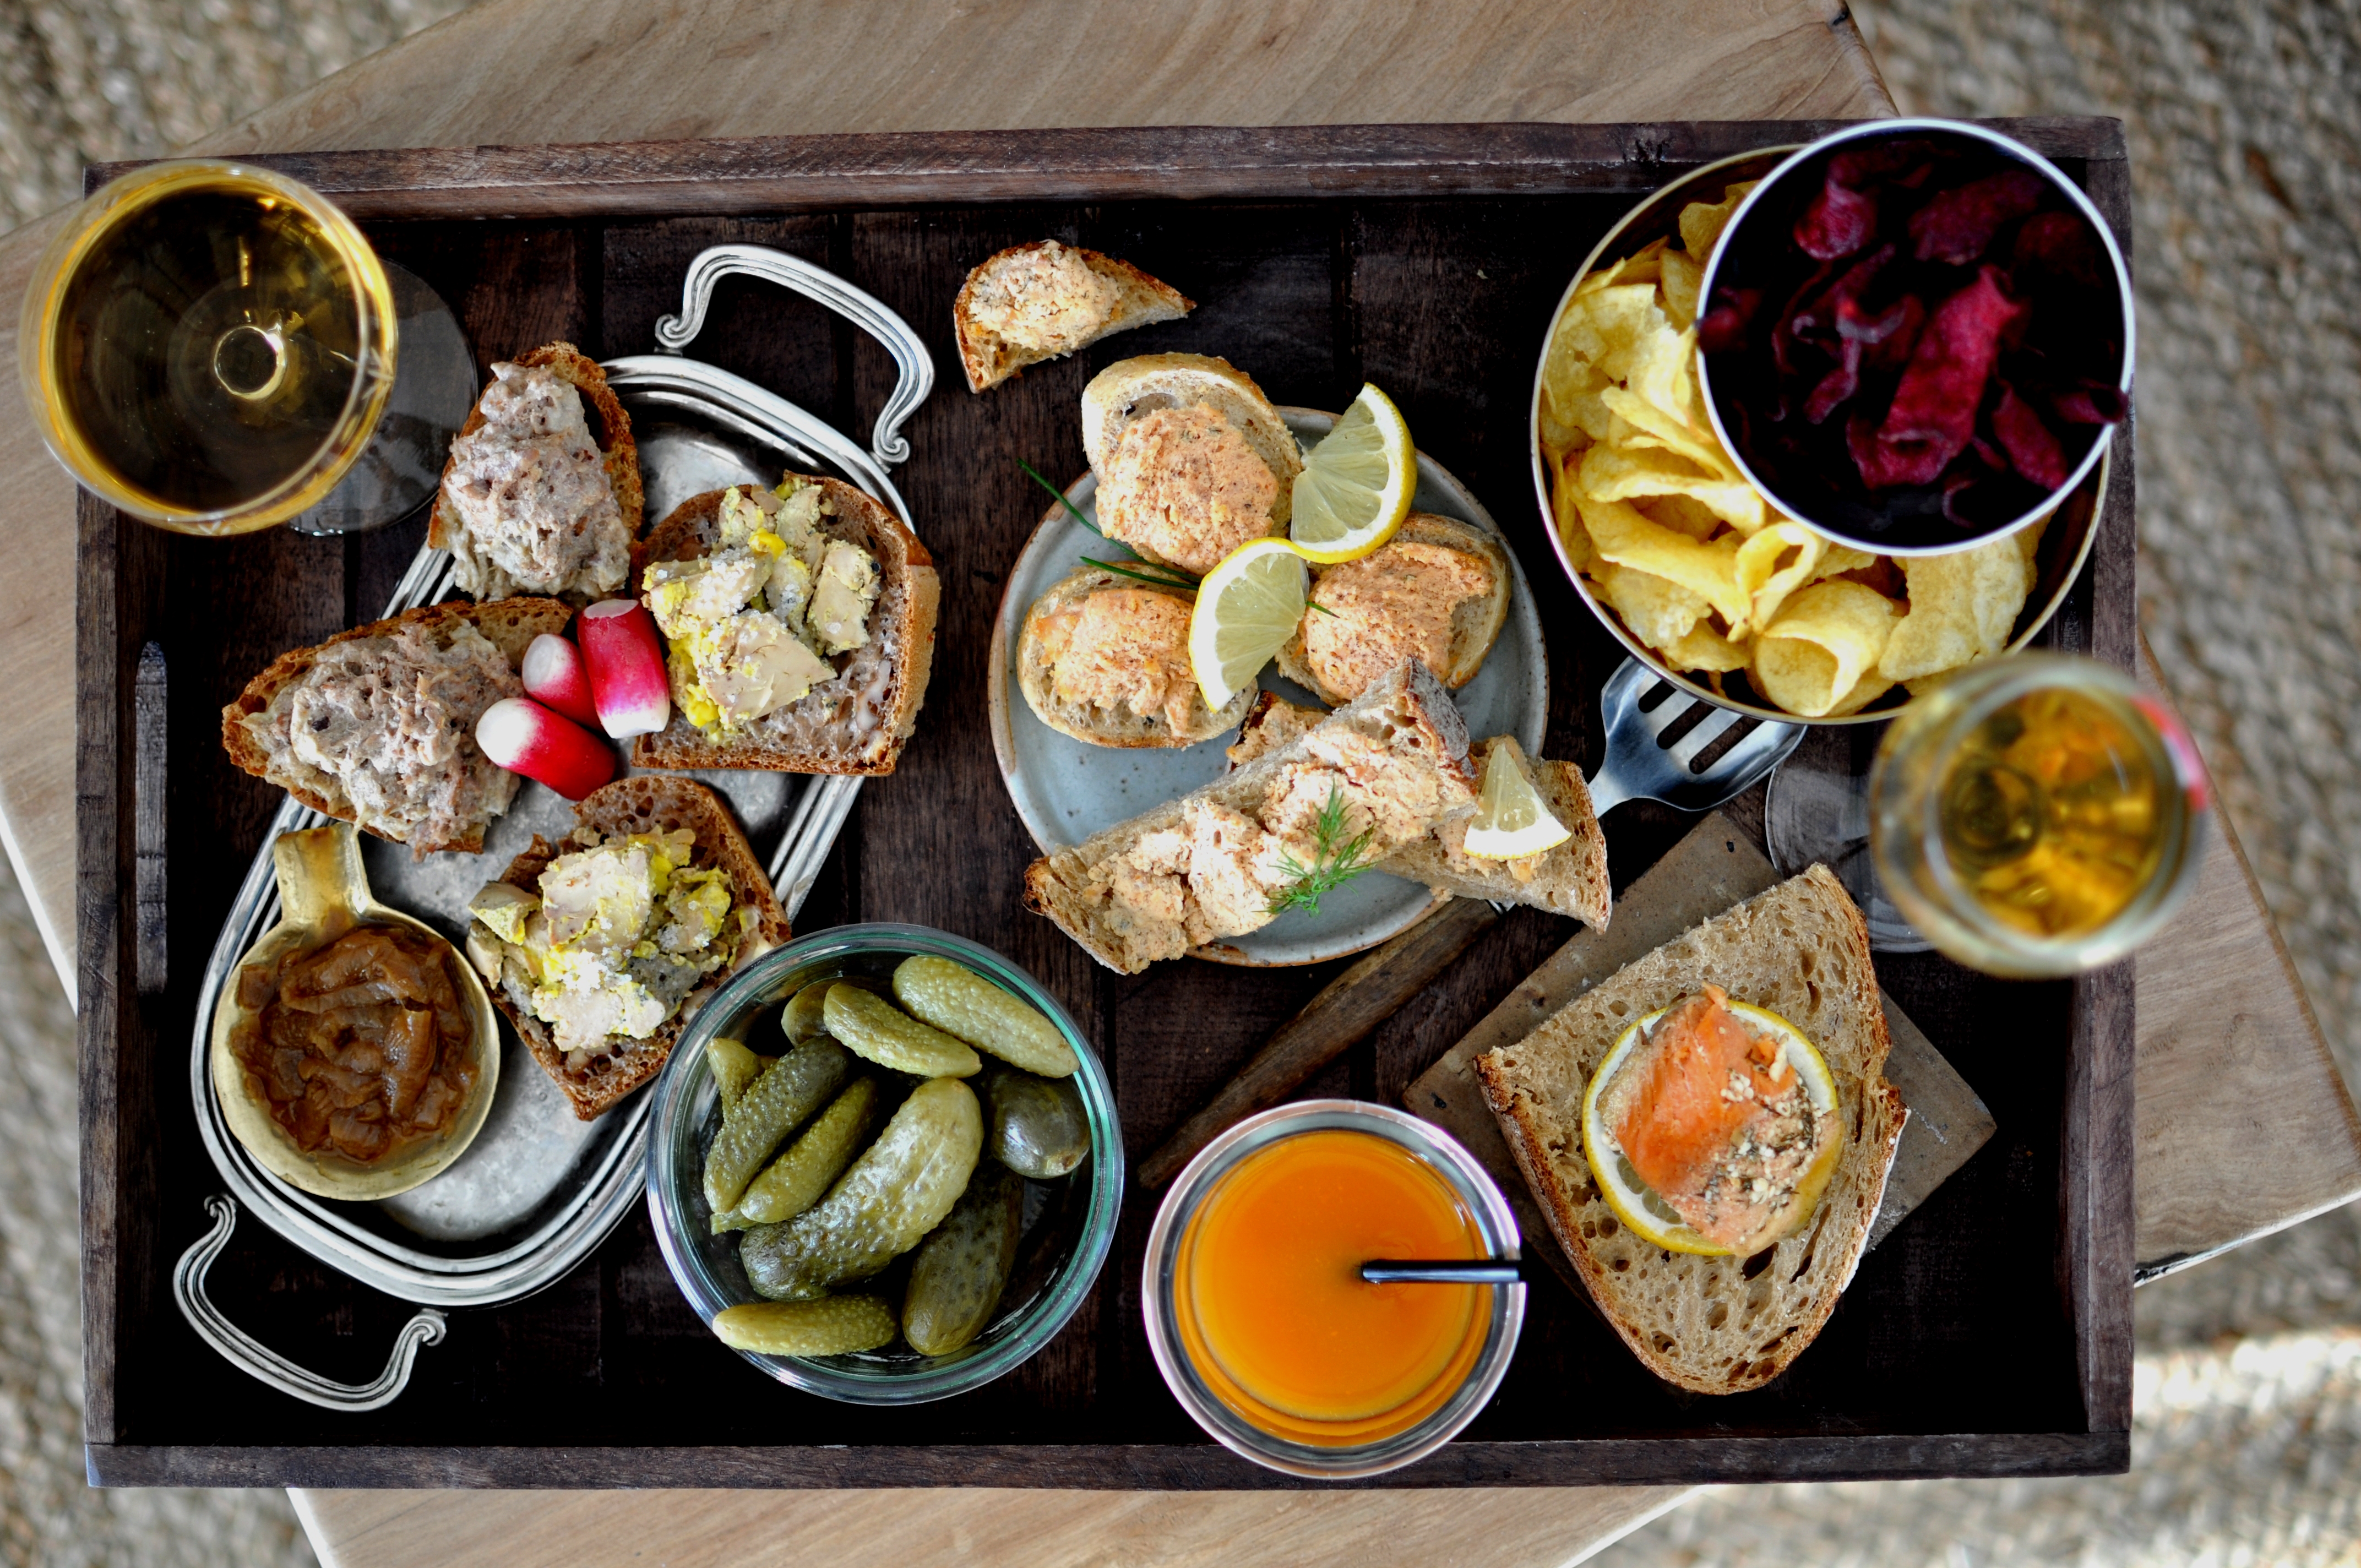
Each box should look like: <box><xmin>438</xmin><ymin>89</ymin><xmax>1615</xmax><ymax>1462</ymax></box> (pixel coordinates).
<box><xmin>1288</xmin><ymin>383</ymin><xmax>1416</xmax><ymax>564</ymax></box>
<box><xmin>1580</xmin><ymin>1000</ymin><xmax>1841</xmax><ymax>1257</ymax></box>
<box><xmin>1461</xmin><ymin>742</ymin><xmax>1573</xmax><ymax>859</ymax></box>
<box><xmin>1189</xmin><ymin>537</ymin><xmax>1310</xmax><ymax>709</ymax></box>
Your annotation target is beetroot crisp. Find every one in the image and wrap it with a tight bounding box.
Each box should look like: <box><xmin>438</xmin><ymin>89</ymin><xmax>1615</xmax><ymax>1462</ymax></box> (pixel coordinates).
<box><xmin>1698</xmin><ymin>130</ymin><xmax>2128</xmax><ymax>546</ymax></box>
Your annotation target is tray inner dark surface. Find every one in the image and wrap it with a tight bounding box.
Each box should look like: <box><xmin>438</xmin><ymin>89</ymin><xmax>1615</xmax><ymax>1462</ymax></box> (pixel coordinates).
<box><xmin>77</xmin><ymin>123</ymin><xmax>2133</xmax><ymax>1487</ymax></box>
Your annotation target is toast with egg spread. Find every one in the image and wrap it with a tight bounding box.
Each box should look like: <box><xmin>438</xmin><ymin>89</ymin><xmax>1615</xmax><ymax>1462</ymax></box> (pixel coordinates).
<box><xmin>1022</xmin><ymin>660</ymin><xmax>1477</xmax><ymax>973</ymax></box>
<box><xmin>1473</xmin><ymin>865</ymin><xmax>1905</xmax><ymax>1393</ymax></box>
<box><xmin>1273</xmin><ymin>513</ymin><xmax>1513</xmax><ymax>705</ymax></box>
<box><xmin>629</xmin><ymin>475</ymin><xmax>939</xmax><ymax>775</ymax></box>
<box><xmin>466</xmin><ymin>776</ymin><xmax>789</xmax><ymax>1120</ymax></box>
<box><xmin>221</xmin><ymin>597</ymin><xmax>572</xmax><ymax>856</ymax></box>
<box><xmin>955</xmin><ymin>241</ymin><xmax>1194</xmax><ymax>393</ymax></box>
<box><xmin>1227</xmin><ymin>696</ymin><xmax>1611</xmax><ymax>925</ymax></box>
<box><xmin>1016</xmin><ymin>567</ymin><xmax>1254</xmax><ymax>748</ymax></box>
<box><xmin>429</xmin><ymin>342</ymin><xmax>644</xmax><ymax>601</ymax></box>
<box><xmin>1080</xmin><ymin>354</ymin><xmax>1304</xmax><ymax>575</ymax></box>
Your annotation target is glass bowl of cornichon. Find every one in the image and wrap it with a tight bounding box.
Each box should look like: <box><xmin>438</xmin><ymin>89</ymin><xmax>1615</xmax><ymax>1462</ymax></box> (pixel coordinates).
<box><xmin>646</xmin><ymin>923</ymin><xmax>1123</xmax><ymax>1403</ymax></box>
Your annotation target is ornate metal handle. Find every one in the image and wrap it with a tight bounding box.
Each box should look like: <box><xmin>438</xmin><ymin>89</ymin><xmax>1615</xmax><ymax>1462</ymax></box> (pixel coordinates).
<box><xmin>653</xmin><ymin>244</ymin><xmax>933</xmax><ymax>469</ymax></box>
<box><xmin>173</xmin><ymin>1196</ymin><xmax>444</xmax><ymax>1412</ymax></box>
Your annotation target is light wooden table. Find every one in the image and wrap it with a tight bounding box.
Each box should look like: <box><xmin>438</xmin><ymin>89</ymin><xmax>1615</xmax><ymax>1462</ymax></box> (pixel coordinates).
<box><xmin>3</xmin><ymin>1</ymin><xmax>2353</xmax><ymax>1564</ymax></box>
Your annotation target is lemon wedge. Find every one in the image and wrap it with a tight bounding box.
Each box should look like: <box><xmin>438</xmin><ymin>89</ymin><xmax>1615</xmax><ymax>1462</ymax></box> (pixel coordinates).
<box><xmin>1289</xmin><ymin>383</ymin><xmax>1416</xmax><ymax>564</ymax></box>
<box><xmin>1189</xmin><ymin>536</ymin><xmax>1310</xmax><ymax>709</ymax></box>
<box><xmin>1461</xmin><ymin>741</ymin><xmax>1573</xmax><ymax>859</ymax></box>
<box><xmin>1580</xmin><ymin>1000</ymin><xmax>1841</xmax><ymax>1257</ymax></box>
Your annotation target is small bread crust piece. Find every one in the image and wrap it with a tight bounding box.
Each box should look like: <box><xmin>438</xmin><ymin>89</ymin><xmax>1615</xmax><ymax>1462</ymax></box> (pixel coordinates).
<box><xmin>628</xmin><ymin>477</ymin><xmax>940</xmax><ymax>775</ymax></box>
<box><xmin>485</xmin><ymin>777</ymin><xmax>789</xmax><ymax>1120</ymax></box>
<box><xmin>1473</xmin><ymin>864</ymin><xmax>1904</xmax><ymax>1395</ymax></box>
<box><xmin>428</xmin><ymin>342</ymin><xmax>644</xmax><ymax>600</ymax></box>
<box><xmin>219</xmin><ymin>597</ymin><xmax>572</xmax><ymax>854</ymax></box>
<box><xmin>954</xmin><ymin>241</ymin><xmax>1194</xmax><ymax>393</ymax></box>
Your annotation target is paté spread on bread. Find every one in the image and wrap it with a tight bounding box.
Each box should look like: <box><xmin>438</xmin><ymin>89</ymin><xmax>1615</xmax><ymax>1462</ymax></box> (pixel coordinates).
<box><xmin>242</xmin><ymin>619</ymin><xmax>523</xmax><ymax>853</ymax></box>
<box><xmin>1302</xmin><ymin>541</ymin><xmax>1497</xmax><ymax>700</ymax></box>
<box><xmin>965</xmin><ymin>240</ymin><xmax>1120</xmax><ymax>355</ymax></box>
<box><xmin>1098</xmin><ymin>404</ymin><xmax>1281</xmax><ymax>575</ymax></box>
<box><xmin>1032</xmin><ymin>587</ymin><xmax>1200</xmax><ymax>733</ymax></box>
<box><xmin>643</xmin><ymin>479</ymin><xmax>882</xmax><ymax>737</ymax></box>
<box><xmin>465</xmin><ymin>828</ymin><xmax>748</xmax><ymax>1066</ymax></box>
<box><xmin>440</xmin><ymin>361</ymin><xmax>630</xmax><ymax>598</ymax></box>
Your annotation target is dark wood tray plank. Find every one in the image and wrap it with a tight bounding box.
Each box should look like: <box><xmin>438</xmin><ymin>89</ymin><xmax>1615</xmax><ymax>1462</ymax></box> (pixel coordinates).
<box><xmin>78</xmin><ymin>120</ymin><xmax>2134</xmax><ymax>1487</ymax></box>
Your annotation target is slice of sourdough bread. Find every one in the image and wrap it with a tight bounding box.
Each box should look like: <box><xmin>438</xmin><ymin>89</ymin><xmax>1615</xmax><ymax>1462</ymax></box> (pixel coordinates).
<box><xmin>428</xmin><ymin>341</ymin><xmax>643</xmax><ymax>600</ymax></box>
<box><xmin>1023</xmin><ymin>660</ymin><xmax>1476</xmax><ymax>973</ymax></box>
<box><xmin>954</xmin><ymin>241</ymin><xmax>1194</xmax><ymax>393</ymax></box>
<box><xmin>488</xmin><ymin>777</ymin><xmax>790</xmax><ymax>1120</ymax></box>
<box><xmin>629</xmin><ymin>478</ymin><xmax>940</xmax><ymax>775</ymax></box>
<box><xmin>220</xmin><ymin>597</ymin><xmax>572</xmax><ymax>855</ymax></box>
<box><xmin>1016</xmin><ymin>567</ymin><xmax>1254</xmax><ymax>748</ymax></box>
<box><xmin>1226</xmin><ymin>699</ymin><xmax>1611</xmax><ymax>927</ymax></box>
<box><xmin>1474</xmin><ymin>864</ymin><xmax>1905</xmax><ymax>1393</ymax></box>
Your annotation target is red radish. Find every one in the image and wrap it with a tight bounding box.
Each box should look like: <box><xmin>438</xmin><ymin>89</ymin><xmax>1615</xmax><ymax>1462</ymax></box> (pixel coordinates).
<box><xmin>476</xmin><ymin>698</ymin><xmax>615</xmax><ymax>800</ymax></box>
<box><xmin>578</xmin><ymin>599</ymin><xmax>672</xmax><ymax>738</ymax></box>
<box><xmin>520</xmin><ymin>633</ymin><xmax>600</xmax><ymax>727</ymax></box>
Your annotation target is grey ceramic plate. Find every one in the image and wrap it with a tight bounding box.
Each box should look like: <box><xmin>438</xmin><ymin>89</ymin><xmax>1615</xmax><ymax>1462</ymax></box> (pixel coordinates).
<box><xmin>987</xmin><ymin>408</ymin><xmax>1548</xmax><ymax>968</ymax></box>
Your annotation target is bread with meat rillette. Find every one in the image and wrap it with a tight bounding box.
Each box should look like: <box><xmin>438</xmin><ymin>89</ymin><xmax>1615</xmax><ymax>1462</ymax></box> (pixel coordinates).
<box><xmin>628</xmin><ymin>477</ymin><xmax>939</xmax><ymax>776</ymax></box>
<box><xmin>955</xmin><ymin>241</ymin><xmax>1194</xmax><ymax>393</ymax></box>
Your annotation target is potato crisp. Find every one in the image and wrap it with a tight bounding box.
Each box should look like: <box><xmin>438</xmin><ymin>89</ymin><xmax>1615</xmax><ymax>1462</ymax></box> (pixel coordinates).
<box><xmin>1541</xmin><ymin>183</ymin><xmax>2043</xmax><ymax>718</ymax></box>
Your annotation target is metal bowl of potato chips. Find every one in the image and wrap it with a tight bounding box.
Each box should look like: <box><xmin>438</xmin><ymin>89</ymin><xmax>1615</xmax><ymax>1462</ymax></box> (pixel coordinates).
<box><xmin>1529</xmin><ymin>149</ymin><xmax>2108</xmax><ymax>724</ymax></box>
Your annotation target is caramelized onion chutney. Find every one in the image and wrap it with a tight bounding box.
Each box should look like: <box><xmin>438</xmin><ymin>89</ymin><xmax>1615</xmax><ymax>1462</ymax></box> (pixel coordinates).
<box><xmin>231</xmin><ymin>925</ymin><xmax>478</xmax><ymax>1163</ymax></box>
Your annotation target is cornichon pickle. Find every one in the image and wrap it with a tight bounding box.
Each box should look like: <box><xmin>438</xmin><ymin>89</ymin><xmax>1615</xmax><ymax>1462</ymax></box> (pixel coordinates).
<box><xmin>702</xmin><ymin>1037</ymin><xmax>851</xmax><ymax>1214</ymax></box>
<box><xmin>985</xmin><ymin>1066</ymin><xmax>1091</xmax><ymax>1179</ymax></box>
<box><xmin>741</xmin><ymin>1077</ymin><xmax>982</xmax><ymax>1301</ymax></box>
<box><xmin>782</xmin><ymin>979</ymin><xmax>835</xmax><ymax>1044</ymax></box>
<box><xmin>902</xmin><ymin>1162</ymin><xmax>1024</xmax><ymax>1357</ymax></box>
<box><xmin>892</xmin><ymin>955</ymin><xmax>1079</xmax><ymax>1077</ymax></box>
<box><xmin>706</xmin><ymin>1037</ymin><xmax>763</xmax><ymax>1111</ymax></box>
<box><xmin>729</xmin><ymin>1077</ymin><xmax>880</xmax><ymax>1228</ymax></box>
<box><xmin>711</xmin><ymin>1296</ymin><xmax>897</xmax><ymax>1356</ymax></box>
<box><xmin>824</xmin><ymin>984</ymin><xmax>982</xmax><ymax>1078</ymax></box>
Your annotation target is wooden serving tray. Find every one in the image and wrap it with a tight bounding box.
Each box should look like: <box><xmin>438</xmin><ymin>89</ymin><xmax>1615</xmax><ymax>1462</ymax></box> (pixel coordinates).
<box><xmin>76</xmin><ymin>119</ymin><xmax>2134</xmax><ymax>1488</ymax></box>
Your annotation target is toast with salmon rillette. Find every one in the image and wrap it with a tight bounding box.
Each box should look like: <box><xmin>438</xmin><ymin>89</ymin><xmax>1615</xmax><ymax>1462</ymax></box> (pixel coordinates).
<box><xmin>1080</xmin><ymin>354</ymin><xmax>1304</xmax><ymax>576</ymax></box>
<box><xmin>1024</xmin><ymin>660</ymin><xmax>1476</xmax><ymax>973</ymax></box>
<box><xmin>1017</xmin><ymin>567</ymin><xmax>1254</xmax><ymax>748</ymax></box>
<box><xmin>1274</xmin><ymin>514</ymin><xmax>1513</xmax><ymax>705</ymax></box>
<box><xmin>1227</xmin><ymin>695</ymin><xmax>1611</xmax><ymax>925</ymax></box>
<box><xmin>469</xmin><ymin>777</ymin><xmax>790</xmax><ymax>1120</ymax></box>
<box><xmin>629</xmin><ymin>475</ymin><xmax>939</xmax><ymax>775</ymax></box>
<box><xmin>221</xmin><ymin>597</ymin><xmax>572</xmax><ymax>856</ymax></box>
<box><xmin>1474</xmin><ymin>865</ymin><xmax>1905</xmax><ymax>1395</ymax></box>
<box><xmin>955</xmin><ymin>241</ymin><xmax>1194</xmax><ymax>393</ymax></box>
<box><xmin>429</xmin><ymin>342</ymin><xmax>644</xmax><ymax>602</ymax></box>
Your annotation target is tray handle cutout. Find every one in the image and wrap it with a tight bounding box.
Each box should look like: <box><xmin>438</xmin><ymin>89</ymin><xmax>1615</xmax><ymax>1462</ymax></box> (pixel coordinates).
<box><xmin>173</xmin><ymin>1196</ymin><xmax>444</xmax><ymax>1412</ymax></box>
<box><xmin>654</xmin><ymin>244</ymin><xmax>934</xmax><ymax>470</ymax></box>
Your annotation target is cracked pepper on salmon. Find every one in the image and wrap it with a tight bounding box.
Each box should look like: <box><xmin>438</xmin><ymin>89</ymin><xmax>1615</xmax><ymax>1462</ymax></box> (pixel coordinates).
<box><xmin>1598</xmin><ymin>986</ymin><xmax>1827</xmax><ymax>1254</ymax></box>
<box><xmin>1032</xmin><ymin>587</ymin><xmax>1201</xmax><ymax>733</ymax></box>
<box><xmin>1097</xmin><ymin>403</ymin><xmax>1280</xmax><ymax>575</ymax></box>
<box><xmin>1302</xmin><ymin>541</ymin><xmax>1495</xmax><ymax>700</ymax></box>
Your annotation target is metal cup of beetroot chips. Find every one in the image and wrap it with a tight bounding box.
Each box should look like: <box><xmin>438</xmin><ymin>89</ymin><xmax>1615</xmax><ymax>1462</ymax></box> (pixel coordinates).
<box><xmin>1694</xmin><ymin>119</ymin><xmax>2132</xmax><ymax>555</ymax></box>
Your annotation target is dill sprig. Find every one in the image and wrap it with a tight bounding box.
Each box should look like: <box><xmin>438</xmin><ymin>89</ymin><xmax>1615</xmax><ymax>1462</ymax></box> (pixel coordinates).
<box><xmin>1264</xmin><ymin>783</ymin><xmax>1378</xmax><ymax>919</ymax></box>
<box><xmin>1081</xmin><ymin>556</ymin><xmax>1200</xmax><ymax>590</ymax></box>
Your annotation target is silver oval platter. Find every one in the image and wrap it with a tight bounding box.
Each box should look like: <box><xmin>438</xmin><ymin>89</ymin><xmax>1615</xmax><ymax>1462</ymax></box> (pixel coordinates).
<box><xmin>987</xmin><ymin>408</ymin><xmax>1548</xmax><ymax>967</ymax></box>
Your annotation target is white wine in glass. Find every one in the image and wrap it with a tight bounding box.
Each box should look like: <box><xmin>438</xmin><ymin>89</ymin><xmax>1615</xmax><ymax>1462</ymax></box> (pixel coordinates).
<box><xmin>20</xmin><ymin>160</ymin><xmax>411</xmax><ymax>536</ymax></box>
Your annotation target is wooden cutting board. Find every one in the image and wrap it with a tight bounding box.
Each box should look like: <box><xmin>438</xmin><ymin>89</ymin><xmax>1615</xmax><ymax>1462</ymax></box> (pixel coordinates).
<box><xmin>1405</xmin><ymin>814</ymin><xmax>1996</xmax><ymax>1294</ymax></box>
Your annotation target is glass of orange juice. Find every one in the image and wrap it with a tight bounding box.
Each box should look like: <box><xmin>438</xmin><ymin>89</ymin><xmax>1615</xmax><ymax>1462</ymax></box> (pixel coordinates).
<box><xmin>1144</xmin><ymin>1101</ymin><xmax>1525</xmax><ymax>1478</ymax></box>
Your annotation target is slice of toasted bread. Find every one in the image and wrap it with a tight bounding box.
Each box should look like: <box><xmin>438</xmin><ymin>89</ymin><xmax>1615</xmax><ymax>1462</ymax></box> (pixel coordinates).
<box><xmin>1473</xmin><ymin>865</ymin><xmax>1906</xmax><ymax>1394</ymax></box>
<box><xmin>1274</xmin><ymin>514</ymin><xmax>1514</xmax><ymax>704</ymax></box>
<box><xmin>628</xmin><ymin>477</ymin><xmax>940</xmax><ymax>775</ymax></box>
<box><xmin>220</xmin><ymin>597</ymin><xmax>572</xmax><ymax>855</ymax></box>
<box><xmin>1227</xmin><ymin>700</ymin><xmax>1610</xmax><ymax>925</ymax></box>
<box><xmin>1023</xmin><ymin>660</ymin><xmax>1475</xmax><ymax>973</ymax></box>
<box><xmin>487</xmin><ymin>777</ymin><xmax>790</xmax><ymax>1120</ymax></box>
<box><xmin>1015</xmin><ymin>567</ymin><xmax>1253</xmax><ymax>748</ymax></box>
<box><xmin>954</xmin><ymin>242</ymin><xmax>1194</xmax><ymax>393</ymax></box>
<box><xmin>428</xmin><ymin>342</ymin><xmax>644</xmax><ymax>601</ymax></box>
<box><xmin>1080</xmin><ymin>353</ymin><xmax>1304</xmax><ymax>538</ymax></box>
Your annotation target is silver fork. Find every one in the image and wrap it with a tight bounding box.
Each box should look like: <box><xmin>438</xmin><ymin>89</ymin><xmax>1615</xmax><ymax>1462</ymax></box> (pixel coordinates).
<box><xmin>1586</xmin><ymin>656</ymin><xmax>1805</xmax><ymax>815</ymax></box>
